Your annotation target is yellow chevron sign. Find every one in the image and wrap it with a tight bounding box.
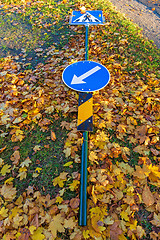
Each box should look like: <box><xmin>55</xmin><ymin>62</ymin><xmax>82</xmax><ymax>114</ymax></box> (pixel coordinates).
<box><xmin>77</xmin><ymin>93</ymin><xmax>93</xmax><ymax>131</ymax></box>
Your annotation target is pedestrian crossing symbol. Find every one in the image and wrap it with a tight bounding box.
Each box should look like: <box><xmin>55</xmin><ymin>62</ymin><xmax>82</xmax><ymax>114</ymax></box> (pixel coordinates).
<box><xmin>70</xmin><ymin>11</ymin><xmax>104</xmax><ymax>25</ymax></box>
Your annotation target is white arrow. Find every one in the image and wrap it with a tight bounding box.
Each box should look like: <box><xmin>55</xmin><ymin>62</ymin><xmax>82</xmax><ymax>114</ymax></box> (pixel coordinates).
<box><xmin>71</xmin><ymin>66</ymin><xmax>101</xmax><ymax>84</ymax></box>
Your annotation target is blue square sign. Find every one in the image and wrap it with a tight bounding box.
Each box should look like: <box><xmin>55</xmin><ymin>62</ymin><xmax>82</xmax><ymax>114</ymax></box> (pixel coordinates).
<box><xmin>70</xmin><ymin>11</ymin><xmax>104</xmax><ymax>25</ymax></box>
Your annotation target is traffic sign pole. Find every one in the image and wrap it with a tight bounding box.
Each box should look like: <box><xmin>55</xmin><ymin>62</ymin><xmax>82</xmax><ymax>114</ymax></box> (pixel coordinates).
<box><xmin>79</xmin><ymin>24</ymin><xmax>90</xmax><ymax>226</ymax></box>
<box><xmin>85</xmin><ymin>25</ymin><xmax>89</xmax><ymax>60</ymax></box>
<box><xmin>63</xmin><ymin>10</ymin><xmax>108</xmax><ymax>227</ymax></box>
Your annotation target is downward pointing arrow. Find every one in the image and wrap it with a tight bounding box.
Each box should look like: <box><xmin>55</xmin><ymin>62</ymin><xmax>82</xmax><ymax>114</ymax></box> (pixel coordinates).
<box><xmin>71</xmin><ymin>66</ymin><xmax>101</xmax><ymax>84</ymax></box>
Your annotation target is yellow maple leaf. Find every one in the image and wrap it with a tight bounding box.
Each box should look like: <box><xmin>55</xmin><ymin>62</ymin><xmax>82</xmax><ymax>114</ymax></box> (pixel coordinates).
<box><xmin>9</xmin><ymin>206</ymin><xmax>23</xmax><ymax>220</ymax></box>
<box><xmin>89</xmin><ymin>151</ymin><xmax>98</xmax><ymax>164</ymax></box>
<box><xmin>120</xmin><ymin>211</ymin><xmax>130</xmax><ymax>222</ymax></box>
<box><xmin>0</xmin><ymin>206</ymin><xmax>8</xmax><ymax>218</ymax></box>
<box><xmin>29</xmin><ymin>225</ymin><xmax>37</xmax><ymax>234</ymax></box>
<box><xmin>31</xmin><ymin>227</ymin><xmax>45</xmax><ymax>240</ymax></box>
<box><xmin>126</xmin><ymin>220</ymin><xmax>137</xmax><ymax>231</ymax></box>
<box><xmin>148</xmin><ymin>164</ymin><xmax>160</xmax><ymax>178</ymax></box>
<box><xmin>83</xmin><ymin>230</ymin><xmax>90</xmax><ymax>239</ymax></box>
<box><xmin>0</xmin><ymin>164</ymin><xmax>11</xmax><ymax>176</ymax></box>
<box><xmin>53</xmin><ymin>176</ymin><xmax>65</xmax><ymax>188</ymax></box>
<box><xmin>91</xmin><ymin>214</ymin><xmax>105</xmax><ymax>233</ymax></box>
<box><xmin>90</xmin><ymin>206</ymin><xmax>102</xmax><ymax>218</ymax></box>
<box><xmin>80</xmin><ymin>6</ymin><xmax>86</xmax><ymax>14</ymax></box>
<box><xmin>11</xmin><ymin>133</ymin><xmax>24</xmax><ymax>142</ymax></box>
<box><xmin>69</xmin><ymin>180</ymin><xmax>79</xmax><ymax>191</ymax></box>
<box><xmin>56</xmin><ymin>196</ymin><xmax>63</xmax><ymax>204</ymax></box>
<box><xmin>48</xmin><ymin>214</ymin><xmax>65</xmax><ymax>238</ymax></box>
<box><xmin>4</xmin><ymin>177</ymin><xmax>14</xmax><ymax>184</ymax></box>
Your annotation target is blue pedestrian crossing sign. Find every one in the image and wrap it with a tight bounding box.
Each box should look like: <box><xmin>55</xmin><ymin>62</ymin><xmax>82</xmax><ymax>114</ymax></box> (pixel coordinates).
<box><xmin>62</xmin><ymin>61</ymin><xmax>110</xmax><ymax>92</ymax></box>
<box><xmin>70</xmin><ymin>11</ymin><xmax>104</xmax><ymax>25</ymax></box>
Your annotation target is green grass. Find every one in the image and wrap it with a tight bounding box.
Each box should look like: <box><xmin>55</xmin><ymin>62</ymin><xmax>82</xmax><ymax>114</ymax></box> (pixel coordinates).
<box><xmin>0</xmin><ymin>0</ymin><xmax>77</xmax><ymax>68</ymax></box>
<box><xmin>0</xmin><ymin>114</ymin><xmax>79</xmax><ymax>198</ymax></box>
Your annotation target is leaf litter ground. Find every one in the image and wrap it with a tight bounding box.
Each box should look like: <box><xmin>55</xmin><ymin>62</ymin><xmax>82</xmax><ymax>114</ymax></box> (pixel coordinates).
<box><xmin>0</xmin><ymin>0</ymin><xmax>160</xmax><ymax>239</ymax></box>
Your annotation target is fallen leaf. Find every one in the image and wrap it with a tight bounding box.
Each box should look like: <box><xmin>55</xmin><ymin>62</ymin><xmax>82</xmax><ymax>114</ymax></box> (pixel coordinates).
<box><xmin>63</xmin><ymin>161</ymin><xmax>73</xmax><ymax>167</ymax></box>
<box><xmin>142</xmin><ymin>185</ymin><xmax>154</xmax><ymax>206</ymax></box>
<box><xmin>1</xmin><ymin>184</ymin><xmax>17</xmax><ymax>200</ymax></box>
<box><xmin>70</xmin><ymin>198</ymin><xmax>80</xmax><ymax>209</ymax></box>
<box><xmin>0</xmin><ymin>146</ymin><xmax>6</xmax><ymax>153</ymax></box>
<box><xmin>104</xmin><ymin>216</ymin><xmax>114</xmax><ymax>225</ymax></box>
<box><xmin>51</xmin><ymin>130</ymin><xmax>56</xmax><ymax>141</ymax></box>
<box><xmin>10</xmin><ymin>150</ymin><xmax>20</xmax><ymax>165</ymax></box>
<box><xmin>33</xmin><ymin>145</ymin><xmax>41</xmax><ymax>152</ymax></box>
<box><xmin>0</xmin><ymin>164</ymin><xmax>11</xmax><ymax>176</ymax></box>
<box><xmin>150</xmin><ymin>213</ymin><xmax>160</xmax><ymax>227</ymax></box>
<box><xmin>63</xmin><ymin>147</ymin><xmax>71</xmax><ymax>157</ymax></box>
<box><xmin>48</xmin><ymin>214</ymin><xmax>65</xmax><ymax>238</ymax></box>
<box><xmin>18</xmin><ymin>228</ymin><xmax>31</xmax><ymax>240</ymax></box>
<box><xmin>110</xmin><ymin>221</ymin><xmax>123</xmax><ymax>240</ymax></box>
<box><xmin>64</xmin><ymin>217</ymin><xmax>76</xmax><ymax>229</ymax></box>
<box><xmin>31</xmin><ymin>227</ymin><xmax>45</xmax><ymax>240</ymax></box>
<box><xmin>136</xmin><ymin>226</ymin><xmax>146</xmax><ymax>238</ymax></box>
<box><xmin>0</xmin><ymin>206</ymin><xmax>8</xmax><ymax>218</ymax></box>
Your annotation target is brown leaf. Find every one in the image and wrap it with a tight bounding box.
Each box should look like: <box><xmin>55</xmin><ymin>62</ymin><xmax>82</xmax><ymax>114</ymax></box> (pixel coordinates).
<box><xmin>110</xmin><ymin>221</ymin><xmax>123</xmax><ymax>240</ymax></box>
<box><xmin>70</xmin><ymin>198</ymin><xmax>80</xmax><ymax>209</ymax></box>
<box><xmin>10</xmin><ymin>150</ymin><xmax>20</xmax><ymax>165</ymax></box>
<box><xmin>133</xmin><ymin>165</ymin><xmax>146</xmax><ymax>179</ymax></box>
<box><xmin>142</xmin><ymin>185</ymin><xmax>154</xmax><ymax>207</ymax></box>
<box><xmin>150</xmin><ymin>213</ymin><xmax>160</xmax><ymax>227</ymax></box>
<box><xmin>18</xmin><ymin>228</ymin><xmax>31</xmax><ymax>240</ymax></box>
<box><xmin>150</xmin><ymin>231</ymin><xmax>159</xmax><ymax>240</ymax></box>
<box><xmin>30</xmin><ymin>213</ymin><xmax>39</xmax><ymax>228</ymax></box>
<box><xmin>0</xmin><ymin>146</ymin><xmax>6</xmax><ymax>153</ymax></box>
<box><xmin>135</xmin><ymin>125</ymin><xmax>147</xmax><ymax>138</ymax></box>
<box><xmin>1</xmin><ymin>184</ymin><xmax>17</xmax><ymax>200</ymax></box>
<box><xmin>151</xmin><ymin>148</ymin><xmax>160</xmax><ymax>156</ymax></box>
<box><xmin>51</xmin><ymin>130</ymin><xmax>56</xmax><ymax>141</ymax></box>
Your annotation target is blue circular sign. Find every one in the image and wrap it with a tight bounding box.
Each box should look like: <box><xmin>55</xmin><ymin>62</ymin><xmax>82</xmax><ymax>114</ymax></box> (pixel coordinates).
<box><xmin>62</xmin><ymin>61</ymin><xmax>110</xmax><ymax>92</ymax></box>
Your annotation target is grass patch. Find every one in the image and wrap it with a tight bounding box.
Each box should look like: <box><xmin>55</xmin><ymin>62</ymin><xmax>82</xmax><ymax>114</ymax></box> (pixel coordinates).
<box><xmin>0</xmin><ymin>1</ymin><xmax>77</xmax><ymax>68</ymax></box>
<box><xmin>0</xmin><ymin>114</ymin><xmax>79</xmax><ymax>199</ymax></box>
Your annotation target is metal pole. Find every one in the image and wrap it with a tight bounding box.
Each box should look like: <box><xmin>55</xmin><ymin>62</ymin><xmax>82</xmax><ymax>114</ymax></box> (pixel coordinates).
<box><xmin>85</xmin><ymin>25</ymin><xmax>89</xmax><ymax>60</ymax></box>
<box><xmin>79</xmin><ymin>131</ymin><xmax>88</xmax><ymax>225</ymax></box>
<box><xmin>79</xmin><ymin>24</ymin><xmax>89</xmax><ymax>226</ymax></box>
